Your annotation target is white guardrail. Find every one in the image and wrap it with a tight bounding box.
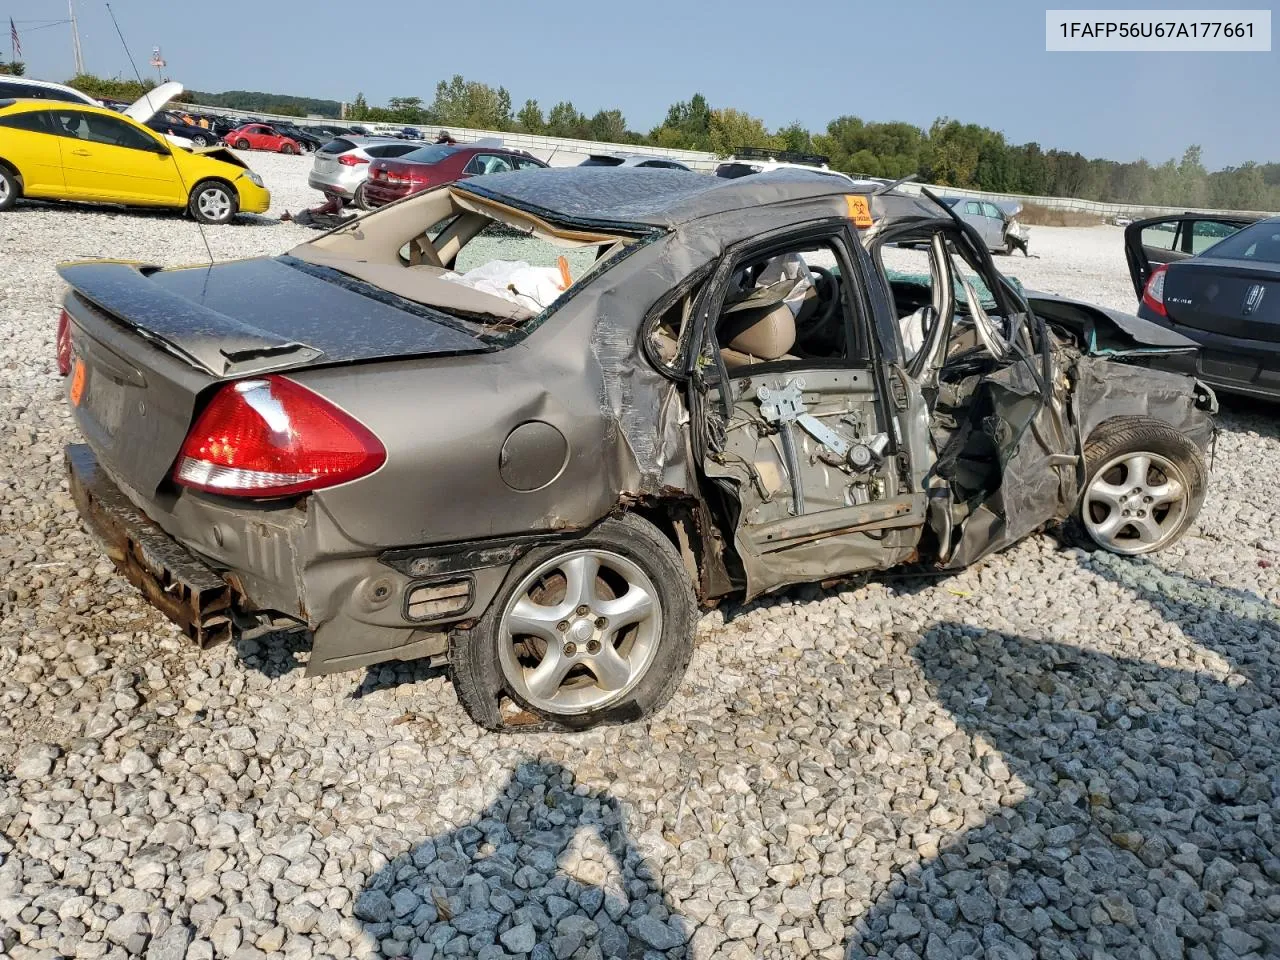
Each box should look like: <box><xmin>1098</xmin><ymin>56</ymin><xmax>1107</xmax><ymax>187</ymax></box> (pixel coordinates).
<box><xmin>186</xmin><ymin>103</ymin><xmax>1277</xmax><ymax>219</ymax></box>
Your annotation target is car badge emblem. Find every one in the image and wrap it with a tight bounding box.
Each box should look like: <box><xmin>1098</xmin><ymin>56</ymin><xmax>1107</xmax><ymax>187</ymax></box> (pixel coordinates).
<box><xmin>1243</xmin><ymin>283</ymin><xmax>1266</xmax><ymax>316</ymax></box>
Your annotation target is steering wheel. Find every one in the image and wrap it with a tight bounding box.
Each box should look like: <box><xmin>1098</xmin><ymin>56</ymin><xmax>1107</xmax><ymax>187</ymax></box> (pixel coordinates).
<box><xmin>809</xmin><ymin>264</ymin><xmax>843</xmax><ymax>326</ymax></box>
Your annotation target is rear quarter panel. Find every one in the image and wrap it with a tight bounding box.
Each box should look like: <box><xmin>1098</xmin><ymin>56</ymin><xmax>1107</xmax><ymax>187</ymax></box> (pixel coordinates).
<box><xmin>0</xmin><ymin>124</ymin><xmax>65</xmax><ymax>195</ymax></box>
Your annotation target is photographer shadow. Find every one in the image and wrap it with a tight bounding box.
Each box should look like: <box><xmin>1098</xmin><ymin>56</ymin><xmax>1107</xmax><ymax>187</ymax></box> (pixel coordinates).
<box><xmin>354</xmin><ymin>758</ymin><xmax>690</xmax><ymax>959</ymax></box>
<box><xmin>847</xmin><ymin>558</ymin><xmax>1280</xmax><ymax>959</ymax></box>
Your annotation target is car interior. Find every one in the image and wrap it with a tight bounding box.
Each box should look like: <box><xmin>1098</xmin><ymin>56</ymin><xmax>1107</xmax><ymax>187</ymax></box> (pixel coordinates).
<box><xmin>290</xmin><ymin>186</ymin><xmax>633</xmax><ymax>331</ymax></box>
<box><xmin>647</xmin><ymin>241</ymin><xmax>850</xmax><ymax>374</ymax></box>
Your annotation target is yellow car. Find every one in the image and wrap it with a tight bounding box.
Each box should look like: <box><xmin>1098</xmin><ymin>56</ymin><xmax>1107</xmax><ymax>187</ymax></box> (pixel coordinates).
<box><xmin>0</xmin><ymin>98</ymin><xmax>270</xmax><ymax>224</ymax></box>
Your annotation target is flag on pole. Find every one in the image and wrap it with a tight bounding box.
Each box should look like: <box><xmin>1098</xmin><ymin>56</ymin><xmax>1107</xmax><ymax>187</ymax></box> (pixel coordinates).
<box><xmin>9</xmin><ymin>18</ymin><xmax>20</xmax><ymax>58</ymax></box>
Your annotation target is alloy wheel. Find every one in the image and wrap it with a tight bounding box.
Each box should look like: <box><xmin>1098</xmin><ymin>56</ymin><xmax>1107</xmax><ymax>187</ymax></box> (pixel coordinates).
<box><xmin>497</xmin><ymin>550</ymin><xmax>662</xmax><ymax>714</ymax></box>
<box><xmin>1083</xmin><ymin>451</ymin><xmax>1189</xmax><ymax>554</ymax></box>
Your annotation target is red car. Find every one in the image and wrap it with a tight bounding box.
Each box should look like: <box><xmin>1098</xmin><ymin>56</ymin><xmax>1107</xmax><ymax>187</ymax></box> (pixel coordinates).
<box><xmin>363</xmin><ymin>143</ymin><xmax>547</xmax><ymax>207</ymax></box>
<box><xmin>224</xmin><ymin>124</ymin><xmax>304</xmax><ymax>155</ymax></box>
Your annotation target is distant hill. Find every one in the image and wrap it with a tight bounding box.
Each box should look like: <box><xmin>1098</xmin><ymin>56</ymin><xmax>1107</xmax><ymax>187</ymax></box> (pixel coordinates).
<box><xmin>184</xmin><ymin>89</ymin><xmax>342</xmax><ymax>118</ymax></box>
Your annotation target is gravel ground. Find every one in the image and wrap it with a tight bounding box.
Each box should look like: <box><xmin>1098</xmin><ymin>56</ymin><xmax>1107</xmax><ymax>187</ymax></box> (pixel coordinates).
<box><xmin>2</xmin><ymin>153</ymin><xmax>1279</xmax><ymax>960</ymax></box>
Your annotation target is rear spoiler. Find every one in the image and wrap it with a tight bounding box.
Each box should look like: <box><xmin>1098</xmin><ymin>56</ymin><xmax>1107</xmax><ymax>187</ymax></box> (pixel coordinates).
<box><xmin>58</xmin><ymin>261</ymin><xmax>322</xmax><ymax>377</ymax></box>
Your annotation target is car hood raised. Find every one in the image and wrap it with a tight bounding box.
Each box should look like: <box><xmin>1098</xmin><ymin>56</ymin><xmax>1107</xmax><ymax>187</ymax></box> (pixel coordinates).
<box><xmin>123</xmin><ymin>81</ymin><xmax>184</xmax><ymax>125</ymax></box>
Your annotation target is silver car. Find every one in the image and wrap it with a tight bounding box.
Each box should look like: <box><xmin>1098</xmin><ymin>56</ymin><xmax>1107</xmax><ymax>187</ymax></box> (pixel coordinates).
<box><xmin>940</xmin><ymin>196</ymin><xmax>1029</xmax><ymax>255</ymax></box>
<box><xmin>308</xmin><ymin>136</ymin><xmax>426</xmax><ymax>209</ymax></box>
<box><xmin>577</xmin><ymin>151</ymin><xmax>691</xmax><ymax>171</ymax></box>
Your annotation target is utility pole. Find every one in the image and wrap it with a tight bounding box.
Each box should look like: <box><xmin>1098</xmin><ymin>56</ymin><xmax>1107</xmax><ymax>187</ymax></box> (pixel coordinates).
<box><xmin>68</xmin><ymin>0</ymin><xmax>84</xmax><ymax>75</ymax></box>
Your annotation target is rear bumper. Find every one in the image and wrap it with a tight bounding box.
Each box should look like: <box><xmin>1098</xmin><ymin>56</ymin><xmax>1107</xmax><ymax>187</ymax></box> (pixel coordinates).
<box><xmin>65</xmin><ymin>443</ymin><xmax>514</xmax><ymax>675</ymax></box>
<box><xmin>308</xmin><ymin>170</ymin><xmax>362</xmax><ymax>198</ymax></box>
<box><xmin>363</xmin><ymin>181</ymin><xmax>414</xmax><ymax>207</ymax></box>
<box><xmin>1135</xmin><ymin>304</ymin><xmax>1280</xmax><ymax>399</ymax></box>
<box><xmin>66</xmin><ymin>443</ymin><xmax>235</xmax><ymax>647</ymax></box>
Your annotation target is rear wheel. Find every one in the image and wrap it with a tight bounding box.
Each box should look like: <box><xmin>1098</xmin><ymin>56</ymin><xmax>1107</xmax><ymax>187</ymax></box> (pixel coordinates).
<box><xmin>1075</xmin><ymin>418</ymin><xmax>1206</xmax><ymax>555</ymax></box>
<box><xmin>0</xmin><ymin>166</ymin><xmax>18</xmax><ymax>211</ymax></box>
<box><xmin>353</xmin><ymin>182</ymin><xmax>371</xmax><ymax>210</ymax></box>
<box><xmin>235</xmin><ymin>138</ymin><xmax>250</xmax><ymax>150</ymax></box>
<box><xmin>188</xmin><ymin>181</ymin><xmax>238</xmax><ymax>225</ymax></box>
<box><xmin>450</xmin><ymin>514</ymin><xmax>697</xmax><ymax>731</ymax></box>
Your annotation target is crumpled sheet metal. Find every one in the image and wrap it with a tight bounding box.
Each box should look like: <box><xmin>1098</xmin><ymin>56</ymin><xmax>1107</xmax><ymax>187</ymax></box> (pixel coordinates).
<box><xmin>942</xmin><ymin>352</ymin><xmax>1215</xmax><ymax>569</ymax></box>
<box><xmin>1073</xmin><ymin>356</ymin><xmax>1215</xmax><ymax>449</ymax></box>
<box><xmin>578</xmin><ymin>230</ymin><xmax>720</xmax><ymax>498</ymax></box>
<box><xmin>944</xmin><ymin>359</ymin><xmax>1076</xmax><ymax>569</ymax></box>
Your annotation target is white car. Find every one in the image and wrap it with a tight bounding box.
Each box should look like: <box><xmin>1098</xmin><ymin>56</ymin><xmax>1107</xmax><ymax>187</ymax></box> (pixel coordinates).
<box><xmin>578</xmin><ymin>152</ymin><xmax>692</xmax><ymax>171</ymax></box>
<box><xmin>714</xmin><ymin>150</ymin><xmax>859</xmax><ymax>183</ymax></box>
<box><xmin>0</xmin><ymin>76</ymin><xmax>99</xmax><ymax>107</ymax></box>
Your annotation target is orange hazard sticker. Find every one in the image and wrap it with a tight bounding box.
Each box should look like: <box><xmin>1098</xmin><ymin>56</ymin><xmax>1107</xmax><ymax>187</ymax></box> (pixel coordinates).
<box><xmin>70</xmin><ymin>358</ymin><xmax>86</xmax><ymax>407</ymax></box>
<box><xmin>845</xmin><ymin>194</ymin><xmax>873</xmax><ymax>228</ymax></box>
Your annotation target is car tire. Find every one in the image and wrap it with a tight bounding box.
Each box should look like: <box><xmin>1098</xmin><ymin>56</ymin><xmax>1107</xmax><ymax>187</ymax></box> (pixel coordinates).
<box><xmin>353</xmin><ymin>182</ymin><xmax>371</xmax><ymax>211</ymax></box>
<box><xmin>449</xmin><ymin>513</ymin><xmax>697</xmax><ymax>732</ymax></box>
<box><xmin>235</xmin><ymin>138</ymin><xmax>250</xmax><ymax>150</ymax></box>
<box><xmin>1071</xmin><ymin>416</ymin><xmax>1206</xmax><ymax>556</ymax></box>
<box><xmin>192</xmin><ymin>135</ymin><xmax>209</xmax><ymax>147</ymax></box>
<box><xmin>0</xmin><ymin>166</ymin><xmax>19</xmax><ymax>211</ymax></box>
<box><xmin>188</xmin><ymin>180</ymin><xmax>238</xmax><ymax>225</ymax></box>
<box><xmin>280</xmin><ymin>143</ymin><xmax>295</xmax><ymax>155</ymax></box>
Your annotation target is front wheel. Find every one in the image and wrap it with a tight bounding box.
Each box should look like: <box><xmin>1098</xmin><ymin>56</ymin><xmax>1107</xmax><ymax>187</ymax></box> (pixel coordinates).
<box><xmin>450</xmin><ymin>514</ymin><xmax>697</xmax><ymax>731</ymax></box>
<box><xmin>188</xmin><ymin>181</ymin><xmax>238</xmax><ymax>225</ymax></box>
<box><xmin>0</xmin><ymin>166</ymin><xmax>18</xmax><ymax>211</ymax></box>
<box><xmin>191</xmin><ymin>135</ymin><xmax>210</xmax><ymax>147</ymax></box>
<box><xmin>280</xmin><ymin>143</ymin><xmax>295</xmax><ymax>155</ymax></box>
<box><xmin>1075</xmin><ymin>418</ymin><xmax>1206</xmax><ymax>555</ymax></box>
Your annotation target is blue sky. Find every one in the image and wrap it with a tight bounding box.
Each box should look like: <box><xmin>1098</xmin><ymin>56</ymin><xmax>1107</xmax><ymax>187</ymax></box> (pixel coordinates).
<box><xmin>8</xmin><ymin>0</ymin><xmax>1276</xmax><ymax>168</ymax></box>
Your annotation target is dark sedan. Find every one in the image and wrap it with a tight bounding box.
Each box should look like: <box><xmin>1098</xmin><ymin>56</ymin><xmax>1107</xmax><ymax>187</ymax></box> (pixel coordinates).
<box><xmin>146</xmin><ymin>111</ymin><xmax>218</xmax><ymax>147</ymax></box>
<box><xmin>1128</xmin><ymin>214</ymin><xmax>1280</xmax><ymax>399</ymax></box>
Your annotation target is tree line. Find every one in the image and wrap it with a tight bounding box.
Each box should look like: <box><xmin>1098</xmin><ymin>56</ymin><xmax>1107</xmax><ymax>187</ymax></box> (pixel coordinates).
<box><xmin>346</xmin><ymin>76</ymin><xmax>1279</xmax><ymax>211</ymax></box>
<box><xmin>40</xmin><ymin>71</ymin><xmax>1280</xmax><ymax>211</ymax></box>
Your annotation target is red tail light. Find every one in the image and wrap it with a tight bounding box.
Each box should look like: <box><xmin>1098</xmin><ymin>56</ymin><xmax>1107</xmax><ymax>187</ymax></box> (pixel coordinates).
<box><xmin>173</xmin><ymin>376</ymin><xmax>385</xmax><ymax>498</ymax></box>
<box><xmin>338</xmin><ymin>154</ymin><xmax>368</xmax><ymax>166</ymax></box>
<box><xmin>56</xmin><ymin>309</ymin><xmax>73</xmax><ymax>376</ymax></box>
<box><xmin>1142</xmin><ymin>264</ymin><xmax>1168</xmax><ymax>317</ymax></box>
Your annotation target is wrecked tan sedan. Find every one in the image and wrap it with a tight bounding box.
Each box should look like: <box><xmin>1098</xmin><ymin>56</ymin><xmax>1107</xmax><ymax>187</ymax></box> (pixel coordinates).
<box><xmin>58</xmin><ymin>169</ymin><xmax>1216</xmax><ymax>730</ymax></box>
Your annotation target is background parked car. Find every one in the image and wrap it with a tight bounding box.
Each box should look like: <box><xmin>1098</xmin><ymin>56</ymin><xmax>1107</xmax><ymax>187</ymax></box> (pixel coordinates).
<box><xmin>309</xmin><ymin>136</ymin><xmax>431</xmax><ymax>209</ymax></box>
<box><xmin>938</xmin><ymin>196</ymin><xmax>1029</xmax><ymax>254</ymax></box>
<box><xmin>713</xmin><ymin>149</ymin><xmax>856</xmax><ymax>183</ymax></box>
<box><xmin>273</xmin><ymin>123</ymin><xmax>324</xmax><ymax>153</ymax></box>
<box><xmin>146</xmin><ymin>111</ymin><xmax>217</xmax><ymax>147</ymax></box>
<box><xmin>0</xmin><ymin>99</ymin><xmax>269</xmax><ymax>223</ymax></box>
<box><xmin>0</xmin><ymin>76</ymin><xmax>98</xmax><ymax>106</ymax></box>
<box><xmin>1123</xmin><ymin>211</ymin><xmax>1256</xmax><ymax>292</ymax></box>
<box><xmin>225</xmin><ymin>124</ymin><xmax>303</xmax><ymax>154</ymax></box>
<box><xmin>363</xmin><ymin>142</ymin><xmax>547</xmax><ymax>208</ymax></box>
<box><xmin>1127</xmin><ymin>213</ymin><xmax>1278</xmax><ymax>399</ymax></box>
<box><xmin>577</xmin><ymin>151</ymin><xmax>691</xmax><ymax>171</ymax></box>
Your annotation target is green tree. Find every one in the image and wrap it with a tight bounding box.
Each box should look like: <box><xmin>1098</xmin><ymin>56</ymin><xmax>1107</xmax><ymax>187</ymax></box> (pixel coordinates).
<box><xmin>0</xmin><ymin>60</ymin><xmax>25</xmax><ymax>76</ymax></box>
<box><xmin>430</xmin><ymin>74</ymin><xmax>513</xmax><ymax>130</ymax></box>
<box><xmin>66</xmin><ymin>73</ymin><xmax>154</xmax><ymax>102</ymax></box>
<box><xmin>707</xmin><ymin>108</ymin><xmax>779</xmax><ymax>156</ymax></box>
<box><xmin>775</xmin><ymin>122</ymin><xmax>812</xmax><ymax>154</ymax></box>
<box><xmin>348</xmin><ymin>92</ymin><xmax>369</xmax><ymax>121</ymax></box>
<box><xmin>587</xmin><ymin>109</ymin><xmax>626</xmax><ymax>145</ymax></box>
<box><xmin>387</xmin><ymin>96</ymin><xmax>426</xmax><ymax>123</ymax></box>
<box><xmin>516</xmin><ymin>99</ymin><xmax>545</xmax><ymax>133</ymax></box>
<box><xmin>650</xmin><ymin>93</ymin><xmax>712</xmax><ymax>150</ymax></box>
<box><xmin>546</xmin><ymin>101</ymin><xmax>587</xmax><ymax>139</ymax></box>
